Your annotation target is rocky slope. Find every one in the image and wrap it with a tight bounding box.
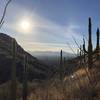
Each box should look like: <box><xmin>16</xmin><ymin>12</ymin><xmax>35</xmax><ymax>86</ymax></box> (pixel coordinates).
<box><xmin>0</xmin><ymin>33</ymin><xmax>52</xmax><ymax>84</ymax></box>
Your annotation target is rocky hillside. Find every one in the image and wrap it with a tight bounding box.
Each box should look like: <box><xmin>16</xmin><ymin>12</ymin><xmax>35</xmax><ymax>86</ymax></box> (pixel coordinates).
<box><xmin>0</xmin><ymin>33</ymin><xmax>53</xmax><ymax>84</ymax></box>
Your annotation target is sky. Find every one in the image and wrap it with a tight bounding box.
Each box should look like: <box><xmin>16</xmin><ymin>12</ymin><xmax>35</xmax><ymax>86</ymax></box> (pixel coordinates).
<box><xmin>0</xmin><ymin>0</ymin><xmax>100</xmax><ymax>53</ymax></box>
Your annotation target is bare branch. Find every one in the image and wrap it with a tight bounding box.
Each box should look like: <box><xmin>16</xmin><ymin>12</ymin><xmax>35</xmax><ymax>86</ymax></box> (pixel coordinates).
<box><xmin>0</xmin><ymin>0</ymin><xmax>12</xmax><ymax>28</ymax></box>
<box><xmin>72</xmin><ymin>36</ymin><xmax>80</xmax><ymax>49</ymax></box>
<box><xmin>0</xmin><ymin>21</ymin><xmax>4</xmax><ymax>29</ymax></box>
<box><xmin>66</xmin><ymin>42</ymin><xmax>77</xmax><ymax>57</ymax></box>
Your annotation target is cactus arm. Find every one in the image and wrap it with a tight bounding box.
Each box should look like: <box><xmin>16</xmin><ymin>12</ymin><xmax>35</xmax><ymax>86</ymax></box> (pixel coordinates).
<box><xmin>83</xmin><ymin>38</ymin><xmax>88</xmax><ymax>53</ymax></box>
<box><xmin>96</xmin><ymin>28</ymin><xmax>99</xmax><ymax>50</ymax></box>
<box><xmin>93</xmin><ymin>28</ymin><xmax>100</xmax><ymax>59</ymax></box>
<box><xmin>83</xmin><ymin>44</ymin><xmax>88</xmax><ymax>53</ymax></box>
<box><xmin>92</xmin><ymin>28</ymin><xmax>100</xmax><ymax>55</ymax></box>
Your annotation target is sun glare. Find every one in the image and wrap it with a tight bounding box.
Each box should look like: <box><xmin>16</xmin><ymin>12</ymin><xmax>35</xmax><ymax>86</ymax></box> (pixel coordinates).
<box><xmin>18</xmin><ymin>18</ymin><xmax>33</xmax><ymax>34</ymax></box>
<box><xmin>20</xmin><ymin>20</ymin><xmax>30</xmax><ymax>30</ymax></box>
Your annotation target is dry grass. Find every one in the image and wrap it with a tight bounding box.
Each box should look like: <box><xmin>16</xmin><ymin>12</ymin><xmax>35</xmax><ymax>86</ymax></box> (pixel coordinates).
<box><xmin>27</xmin><ymin>67</ymin><xmax>100</xmax><ymax>100</ymax></box>
<box><xmin>0</xmin><ymin>68</ymin><xmax>99</xmax><ymax>100</ymax></box>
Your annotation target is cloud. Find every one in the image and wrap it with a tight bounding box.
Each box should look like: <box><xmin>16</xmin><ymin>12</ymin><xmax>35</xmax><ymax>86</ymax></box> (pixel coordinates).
<box><xmin>21</xmin><ymin>41</ymin><xmax>77</xmax><ymax>53</ymax></box>
<box><xmin>1</xmin><ymin>2</ymin><xmax>81</xmax><ymax>53</ymax></box>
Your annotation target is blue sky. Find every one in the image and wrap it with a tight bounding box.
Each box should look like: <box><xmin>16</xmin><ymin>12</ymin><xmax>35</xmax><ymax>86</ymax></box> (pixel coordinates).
<box><xmin>0</xmin><ymin>0</ymin><xmax>99</xmax><ymax>53</ymax></box>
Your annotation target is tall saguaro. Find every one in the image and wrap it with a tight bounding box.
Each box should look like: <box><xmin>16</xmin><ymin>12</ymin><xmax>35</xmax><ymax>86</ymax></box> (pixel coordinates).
<box><xmin>11</xmin><ymin>38</ymin><xmax>16</xmax><ymax>100</ymax></box>
<box><xmin>60</xmin><ymin>50</ymin><xmax>63</xmax><ymax>82</ymax></box>
<box><xmin>83</xmin><ymin>17</ymin><xmax>100</xmax><ymax>69</ymax></box>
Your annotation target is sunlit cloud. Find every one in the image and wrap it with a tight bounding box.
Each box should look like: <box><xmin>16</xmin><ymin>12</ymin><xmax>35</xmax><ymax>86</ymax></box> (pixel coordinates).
<box><xmin>1</xmin><ymin>2</ymin><xmax>82</xmax><ymax>53</ymax></box>
<box><xmin>21</xmin><ymin>42</ymin><xmax>78</xmax><ymax>53</ymax></box>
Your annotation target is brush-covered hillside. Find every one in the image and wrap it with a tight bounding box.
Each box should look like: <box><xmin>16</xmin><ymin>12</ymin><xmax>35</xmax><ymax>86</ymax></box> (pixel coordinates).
<box><xmin>0</xmin><ymin>33</ymin><xmax>53</xmax><ymax>84</ymax></box>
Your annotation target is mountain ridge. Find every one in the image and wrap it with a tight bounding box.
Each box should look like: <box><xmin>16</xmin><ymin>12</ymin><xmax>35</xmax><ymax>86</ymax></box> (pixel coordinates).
<box><xmin>0</xmin><ymin>33</ymin><xmax>53</xmax><ymax>84</ymax></box>
<box><xmin>29</xmin><ymin>51</ymin><xmax>74</xmax><ymax>66</ymax></box>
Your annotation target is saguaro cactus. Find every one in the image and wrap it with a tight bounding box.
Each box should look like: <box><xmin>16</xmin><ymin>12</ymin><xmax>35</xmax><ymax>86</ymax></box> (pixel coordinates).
<box><xmin>96</xmin><ymin>28</ymin><xmax>100</xmax><ymax>59</ymax></box>
<box><xmin>59</xmin><ymin>50</ymin><xmax>63</xmax><ymax>82</ymax></box>
<box><xmin>83</xmin><ymin>17</ymin><xmax>100</xmax><ymax>69</ymax></box>
<box><xmin>23</xmin><ymin>54</ymin><xmax>28</xmax><ymax>100</ymax></box>
<box><xmin>11</xmin><ymin>38</ymin><xmax>16</xmax><ymax>100</ymax></box>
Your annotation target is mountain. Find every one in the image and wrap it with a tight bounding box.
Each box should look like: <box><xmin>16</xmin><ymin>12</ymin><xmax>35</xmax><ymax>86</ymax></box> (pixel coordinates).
<box><xmin>0</xmin><ymin>33</ymin><xmax>53</xmax><ymax>84</ymax></box>
<box><xmin>29</xmin><ymin>51</ymin><xmax>74</xmax><ymax>66</ymax></box>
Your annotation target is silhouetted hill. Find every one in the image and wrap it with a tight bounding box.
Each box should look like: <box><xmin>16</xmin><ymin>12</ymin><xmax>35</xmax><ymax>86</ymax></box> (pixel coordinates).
<box><xmin>0</xmin><ymin>33</ymin><xmax>52</xmax><ymax>84</ymax></box>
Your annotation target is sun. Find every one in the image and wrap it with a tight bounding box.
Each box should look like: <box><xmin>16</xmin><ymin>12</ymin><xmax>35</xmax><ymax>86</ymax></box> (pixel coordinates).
<box><xmin>18</xmin><ymin>18</ymin><xmax>33</xmax><ymax>34</ymax></box>
<box><xmin>20</xmin><ymin>20</ymin><xmax>30</xmax><ymax>30</ymax></box>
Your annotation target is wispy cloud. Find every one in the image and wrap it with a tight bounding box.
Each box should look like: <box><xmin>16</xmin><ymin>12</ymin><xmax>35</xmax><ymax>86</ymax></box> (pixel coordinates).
<box><xmin>1</xmin><ymin>2</ymin><xmax>82</xmax><ymax>53</ymax></box>
<box><xmin>21</xmin><ymin>41</ymin><xmax>78</xmax><ymax>53</ymax></box>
